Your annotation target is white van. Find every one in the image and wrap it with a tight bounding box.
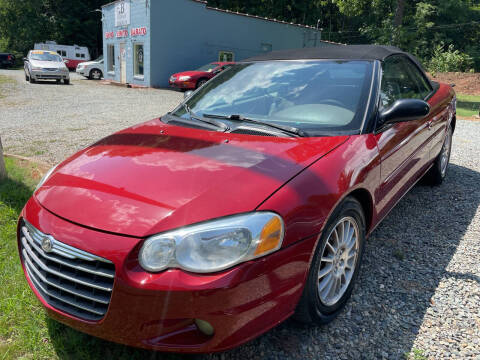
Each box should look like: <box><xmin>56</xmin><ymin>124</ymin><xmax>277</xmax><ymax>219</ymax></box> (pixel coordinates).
<box><xmin>34</xmin><ymin>41</ymin><xmax>91</xmax><ymax>70</ymax></box>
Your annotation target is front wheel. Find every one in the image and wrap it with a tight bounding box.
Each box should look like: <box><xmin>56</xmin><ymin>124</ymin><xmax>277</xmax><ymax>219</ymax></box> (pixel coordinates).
<box><xmin>196</xmin><ymin>79</ymin><xmax>208</xmax><ymax>89</ymax></box>
<box><xmin>64</xmin><ymin>79</ymin><xmax>70</xmax><ymax>85</ymax></box>
<box><xmin>90</xmin><ymin>69</ymin><xmax>102</xmax><ymax>80</ymax></box>
<box><xmin>425</xmin><ymin>125</ymin><xmax>453</xmax><ymax>186</ymax></box>
<box><xmin>294</xmin><ymin>197</ymin><xmax>365</xmax><ymax>324</ymax></box>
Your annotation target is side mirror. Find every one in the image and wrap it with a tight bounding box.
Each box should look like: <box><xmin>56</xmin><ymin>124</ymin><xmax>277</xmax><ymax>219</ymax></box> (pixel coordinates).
<box><xmin>379</xmin><ymin>99</ymin><xmax>430</xmax><ymax>126</ymax></box>
<box><xmin>184</xmin><ymin>90</ymin><xmax>193</xmax><ymax>99</ymax></box>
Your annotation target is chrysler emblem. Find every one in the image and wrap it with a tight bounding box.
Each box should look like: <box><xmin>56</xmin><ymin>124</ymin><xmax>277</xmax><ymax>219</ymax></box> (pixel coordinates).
<box><xmin>41</xmin><ymin>237</ymin><xmax>53</xmax><ymax>253</ymax></box>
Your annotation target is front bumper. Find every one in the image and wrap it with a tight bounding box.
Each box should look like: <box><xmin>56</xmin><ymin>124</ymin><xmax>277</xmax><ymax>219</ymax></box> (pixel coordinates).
<box><xmin>31</xmin><ymin>69</ymin><xmax>69</xmax><ymax>81</ymax></box>
<box><xmin>169</xmin><ymin>79</ymin><xmax>196</xmax><ymax>90</ymax></box>
<box><xmin>76</xmin><ymin>68</ymin><xmax>87</xmax><ymax>76</ymax></box>
<box><xmin>18</xmin><ymin>196</ymin><xmax>315</xmax><ymax>353</ymax></box>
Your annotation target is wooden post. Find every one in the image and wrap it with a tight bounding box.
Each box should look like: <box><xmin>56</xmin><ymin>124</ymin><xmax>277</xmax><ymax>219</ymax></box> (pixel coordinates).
<box><xmin>0</xmin><ymin>136</ymin><xmax>7</xmax><ymax>180</ymax></box>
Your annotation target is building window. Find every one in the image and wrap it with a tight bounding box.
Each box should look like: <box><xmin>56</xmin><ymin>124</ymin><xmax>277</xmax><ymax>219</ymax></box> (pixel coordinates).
<box><xmin>57</xmin><ymin>50</ymin><xmax>66</xmax><ymax>57</ymax></box>
<box><xmin>134</xmin><ymin>43</ymin><xmax>144</xmax><ymax>78</ymax></box>
<box><xmin>219</xmin><ymin>51</ymin><xmax>234</xmax><ymax>62</ymax></box>
<box><xmin>107</xmin><ymin>44</ymin><xmax>115</xmax><ymax>73</ymax></box>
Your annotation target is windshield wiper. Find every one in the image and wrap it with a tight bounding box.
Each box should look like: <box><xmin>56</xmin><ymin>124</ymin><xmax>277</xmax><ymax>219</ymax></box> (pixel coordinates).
<box><xmin>203</xmin><ymin>113</ymin><xmax>307</xmax><ymax>137</ymax></box>
<box><xmin>182</xmin><ymin>104</ymin><xmax>229</xmax><ymax>131</ymax></box>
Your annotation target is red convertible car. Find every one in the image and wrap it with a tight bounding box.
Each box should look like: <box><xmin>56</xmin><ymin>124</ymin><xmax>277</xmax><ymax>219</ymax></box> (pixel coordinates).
<box><xmin>18</xmin><ymin>45</ymin><xmax>455</xmax><ymax>353</ymax></box>
<box><xmin>169</xmin><ymin>61</ymin><xmax>234</xmax><ymax>90</ymax></box>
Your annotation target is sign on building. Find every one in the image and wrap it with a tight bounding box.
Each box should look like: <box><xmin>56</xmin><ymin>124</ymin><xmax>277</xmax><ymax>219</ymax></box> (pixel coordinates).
<box><xmin>115</xmin><ymin>0</ymin><xmax>130</xmax><ymax>27</ymax></box>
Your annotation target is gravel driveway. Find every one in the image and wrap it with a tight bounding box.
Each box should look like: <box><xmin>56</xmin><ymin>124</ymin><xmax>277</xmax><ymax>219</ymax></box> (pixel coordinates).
<box><xmin>1</xmin><ymin>70</ymin><xmax>479</xmax><ymax>359</ymax></box>
<box><xmin>0</xmin><ymin>69</ymin><xmax>183</xmax><ymax>164</ymax></box>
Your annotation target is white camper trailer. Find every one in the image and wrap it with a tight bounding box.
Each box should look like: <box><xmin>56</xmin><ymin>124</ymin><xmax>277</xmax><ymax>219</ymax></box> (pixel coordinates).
<box><xmin>34</xmin><ymin>41</ymin><xmax>91</xmax><ymax>70</ymax></box>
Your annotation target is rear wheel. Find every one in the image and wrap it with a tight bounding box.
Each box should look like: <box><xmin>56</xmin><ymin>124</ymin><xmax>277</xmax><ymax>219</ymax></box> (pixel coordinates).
<box><xmin>89</xmin><ymin>69</ymin><xmax>102</xmax><ymax>80</ymax></box>
<box><xmin>425</xmin><ymin>125</ymin><xmax>452</xmax><ymax>186</ymax></box>
<box><xmin>294</xmin><ymin>197</ymin><xmax>365</xmax><ymax>324</ymax></box>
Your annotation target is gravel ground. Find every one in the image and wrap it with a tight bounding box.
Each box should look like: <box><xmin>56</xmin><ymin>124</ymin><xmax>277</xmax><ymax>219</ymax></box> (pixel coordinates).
<box><xmin>1</xmin><ymin>70</ymin><xmax>480</xmax><ymax>359</ymax></box>
<box><xmin>0</xmin><ymin>69</ymin><xmax>183</xmax><ymax>164</ymax></box>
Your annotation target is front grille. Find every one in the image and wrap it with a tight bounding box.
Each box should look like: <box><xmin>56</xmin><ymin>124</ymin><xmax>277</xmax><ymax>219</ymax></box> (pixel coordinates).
<box><xmin>42</xmin><ymin>68</ymin><xmax>58</xmax><ymax>71</ymax></box>
<box><xmin>20</xmin><ymin>220</ymin><xmax>115</xmax><ymax>321</ymax></box>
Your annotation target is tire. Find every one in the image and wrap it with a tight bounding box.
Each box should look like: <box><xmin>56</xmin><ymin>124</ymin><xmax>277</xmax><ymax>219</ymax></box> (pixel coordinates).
<box><xmin>29</xmin><ymin>73</ymin><xmax>35</xmax><ymax>83</ymax></box>
<box><xmin>25</xmin><ymin>71</ymin><xmax>29</xmax><ymax>81</ymax></box>
<box><xmin>294</xmin><ymin>197</ymin><xmax>366</xmax><ymax>324</ymax></box>
<box><xmin>89</xmin><ymin>69</ymin><xmax>102</xmax><ymax>80</ymax></box>
<box><xmin>64</xmin><ymin>79</ymin><xmax>70</xmax><ymax>85</ymax></box>
<box><xmin>196</xmin><ymin>78</ymin><xmax>208</xmax><ymax>89</ymax></box>
<box><xmin>56</xmin><ymin>79</ymin><xmax>61</xmax><ymax>84</ymax></box>
<box><xmin>425</xmin><ymin>125</ymin><xmax>453</xmax><ymax>186</ymax></box>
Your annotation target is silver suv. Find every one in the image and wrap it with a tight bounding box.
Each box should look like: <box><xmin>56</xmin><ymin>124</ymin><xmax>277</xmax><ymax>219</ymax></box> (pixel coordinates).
<box><xmin>76</xmin><ymin>56</ymin><xmax>104</xmax><ymax>80</ymax></box>
<box><xmin>24</xmin><ymin>50</ymin><xmax>70</xmax><ymax>84</ymax></box>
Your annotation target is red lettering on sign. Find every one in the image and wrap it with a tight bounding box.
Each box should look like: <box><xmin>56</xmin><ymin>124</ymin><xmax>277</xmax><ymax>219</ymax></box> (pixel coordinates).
<box><xmin>116</xmin><ymin>29</ymin><xmax>128</xmax><ymax>38</ymax></box>
<box><xmin>131</xmin><ymin>27</ymin><xmax>147</xmax><ymax>36</ymax></box>
<box><xmin>105</xmin><ymin>32</ymin><xmax>114</xmax><ymax>39</ymax></box>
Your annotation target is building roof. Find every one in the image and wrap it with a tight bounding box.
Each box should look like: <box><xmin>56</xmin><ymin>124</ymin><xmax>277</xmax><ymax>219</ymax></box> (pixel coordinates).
<box><xmin>101</xmin><ymin>0</ymin><xmax>341</xmax><ymax>45</ymax></box>
<box><xmin>243</xmin><ymin>45</ymin><xmax>411</xmax><ymax>62</ymax></box>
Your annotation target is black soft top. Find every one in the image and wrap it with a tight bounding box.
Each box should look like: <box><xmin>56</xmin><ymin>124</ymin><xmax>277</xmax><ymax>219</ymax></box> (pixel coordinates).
<box><xmin>244</xmin><ymin>44</ymin><xmax>412</xmax><ymax>62</ymax></box>
<box><xmin>244</xmin><ymin>44</ymin><xmax>426</xmax><ymax>74</ymax></box>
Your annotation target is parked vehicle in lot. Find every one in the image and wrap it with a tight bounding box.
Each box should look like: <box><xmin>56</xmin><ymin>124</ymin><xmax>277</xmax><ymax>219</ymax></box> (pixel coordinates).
<box><xmin>76</xmin><ymin>55</ymin><xmax>104</xmax><ymax>80</ymax></box>
<box><xmin>169</xmin><ymin>61</ymin><xmax>234</xmax><ymax>90</ymax></box>
<box><xmin>18</xmin><ymin>45</ymin><xmax>455</xmax><ymax>353</ymax></box>
<box><xmin>0</xmin><ymin>53</ymin><xmax>15</xmax><ymax>68</ymax></box>
<box><xmin>24</xmin><ymin>50</ymin><xmax>70</xmax><ymax>84</ymax></box>
<box><xmin>34</xmin><ymin>41</ymin><xmax>90</xmax><ymax>71</ymax></box>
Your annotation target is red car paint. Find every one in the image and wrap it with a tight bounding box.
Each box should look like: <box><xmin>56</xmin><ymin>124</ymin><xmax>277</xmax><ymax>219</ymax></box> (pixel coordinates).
<box><xmin>18</xmin><ymin>65</ymin><xmax>455</xmax><ymax>352</ymax></box>
<box><xmin>169</xmin><ymin>62</ymin><xmax>235</xmax><ymax>90</ymax></box>
<box><xmin>63</xmin><ymin>59</ymin><xmax>83</xmax><ymax>71</ymax></box>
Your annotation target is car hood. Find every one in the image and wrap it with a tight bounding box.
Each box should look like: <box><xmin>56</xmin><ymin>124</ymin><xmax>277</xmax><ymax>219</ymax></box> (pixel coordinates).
<box><xmin>29</xmin><ymin>59</ymin><xmax>65</xmax><ymax>69</ymax></box>
<box><xmin>172</xmin><ymin>71</ymin><xmax>208</xmax><ymax>78</ymax></box>
<box><xmin>35</xmin><ymin>119</ymin><xmax>348</xmax><ymax>238</ymax></box>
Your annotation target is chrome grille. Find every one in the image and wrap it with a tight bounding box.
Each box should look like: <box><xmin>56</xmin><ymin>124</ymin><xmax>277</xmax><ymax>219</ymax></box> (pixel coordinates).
<box><xmin>20</xmin><ymin>220</ymin><xmax>115</xmax><ymax>321</ymax></box>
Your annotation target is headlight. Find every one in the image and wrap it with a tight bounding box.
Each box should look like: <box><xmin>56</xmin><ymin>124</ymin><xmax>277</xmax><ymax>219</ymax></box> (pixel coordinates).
<box><xmin>35</xmin><ymin>164</ymin><xmax>58</xmax><ymax>192</ymax></box>
<box><xmin>178</xmin><ymin>75</ymin><xmax>191</xmax><ymax>81</ymax></box>
<box><xmin>31</xmin><ymin>66</ymin><xmax>42</xmax><ymax>71</ymax></box>
<box><xmin>139</xmin><ymin>212</ymin><xmax>284</xmax><ymax>273</ymax></box>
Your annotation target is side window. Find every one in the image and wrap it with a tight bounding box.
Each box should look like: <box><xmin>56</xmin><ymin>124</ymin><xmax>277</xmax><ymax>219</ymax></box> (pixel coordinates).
<box><xmin>402</xmin><ymin>59</ymin><xmax>432</xmax><ymax>99</ymax></box>
<box><xmin>380</xmin><ymin>56</ymin><xmax>431</xmax><ymax>108</ymax></box>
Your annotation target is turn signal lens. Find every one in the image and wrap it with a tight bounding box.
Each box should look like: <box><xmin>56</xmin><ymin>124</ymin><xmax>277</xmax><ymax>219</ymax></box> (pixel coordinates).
<box><xmin>254</xmin><ymin>216</ymin><xmax>283</xmax><ymax>256</ymax></box>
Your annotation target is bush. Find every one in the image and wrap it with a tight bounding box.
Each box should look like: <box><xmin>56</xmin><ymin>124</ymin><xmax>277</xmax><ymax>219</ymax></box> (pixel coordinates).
<box><xmin>428</xmin><ymin>44</ymin><xmax>474</xmax><ymax>73</ymax></box>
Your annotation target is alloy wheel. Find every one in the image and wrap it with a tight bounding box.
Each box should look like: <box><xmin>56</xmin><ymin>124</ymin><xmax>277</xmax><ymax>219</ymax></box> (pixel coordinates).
<box><xmin>440</xmin><ymin>129</ymin><xmax>452</xmax><ymax>177</ymax></box>
<box><xmin>318</xmin><ymin>217</ymin><xmax>360</xmax><ymax>306</ymax></box>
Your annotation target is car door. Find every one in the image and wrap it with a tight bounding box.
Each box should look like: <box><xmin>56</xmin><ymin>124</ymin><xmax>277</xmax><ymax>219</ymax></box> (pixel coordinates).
<box><xmin>374</xmin><ymin>55</ymin><xmax>435</xmax><ymax>219</ymax></box>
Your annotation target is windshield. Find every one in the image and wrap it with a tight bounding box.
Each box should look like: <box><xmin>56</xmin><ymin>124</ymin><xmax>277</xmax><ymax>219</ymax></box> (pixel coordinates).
<box><xmin>95</xmin><ymin>55</ymin><xmax>104</xmax><ymax>62</ymax></box>
<box><xmin>196</xmin><ymin>63</ymin><xmax>219</xmax><ymax>72</ymax></box>
<box><xmin>173</xmin><ymin>60</ymin><xmax>374</xmax><ymax>136</ymax></box>
<box><xmin>30</xmin><ymin>52</ymin><xmax>62</xmax><ymax>62</ymax></box>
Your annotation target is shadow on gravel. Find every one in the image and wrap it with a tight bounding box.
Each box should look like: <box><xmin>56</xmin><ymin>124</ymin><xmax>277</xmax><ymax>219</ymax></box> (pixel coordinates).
<box><xmin>45</xmin><ymin>164</ymin><xmax>480</xmax><ymax>360</ymax></box>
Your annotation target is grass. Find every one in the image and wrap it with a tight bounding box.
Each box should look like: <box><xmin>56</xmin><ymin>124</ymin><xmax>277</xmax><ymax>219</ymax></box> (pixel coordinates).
<box><xmin>456</xmin><ymin>93</ymin><xmax>480</xmax><ymax>118</ymax></box>
<box><xmin>404</xmin><ymin>348</ymin><xmax>428</xmax><ymax>360</ymax></box>
<box><xmin>0</xmin><ymin>75</ymin><xmax>15</xmax><ymax>98</ymax></box>
<box><xmin>0</xmin><ymin>157</ymin><xmax>183</xmax><ymax>360</ymax></box>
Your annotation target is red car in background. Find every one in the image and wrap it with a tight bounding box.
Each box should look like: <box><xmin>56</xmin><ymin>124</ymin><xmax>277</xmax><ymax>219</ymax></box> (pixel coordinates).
<box><xmin>169</xmin><ymin>61</ymin><xmax>235</xmax><ymax>90</ymax></box>
<box><xmin>18</xmin><ymin>45</ymin><xmax>455</xmax><ymax>353</ymax></box>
